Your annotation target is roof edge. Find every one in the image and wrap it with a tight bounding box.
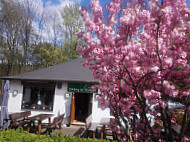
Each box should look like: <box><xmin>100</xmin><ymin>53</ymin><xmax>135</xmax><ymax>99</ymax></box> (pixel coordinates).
<box><xmin>0</xmin><ymin>77</ymin><xmax>99</xmax><ymax>84</ymax></box>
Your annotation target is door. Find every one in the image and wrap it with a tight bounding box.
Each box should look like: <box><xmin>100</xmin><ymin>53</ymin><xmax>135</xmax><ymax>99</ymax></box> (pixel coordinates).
<box><xmin>70</xmin><ymin>92</ymin><xmax>92</xmax><ymax>124</ymax></box>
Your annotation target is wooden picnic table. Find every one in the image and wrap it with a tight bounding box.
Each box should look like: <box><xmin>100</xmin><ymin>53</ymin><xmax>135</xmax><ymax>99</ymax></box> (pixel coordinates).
<box><xmin>27</xmin><ymin>114</ymin><xmax>53</xmax><ymax>135</ymax></box>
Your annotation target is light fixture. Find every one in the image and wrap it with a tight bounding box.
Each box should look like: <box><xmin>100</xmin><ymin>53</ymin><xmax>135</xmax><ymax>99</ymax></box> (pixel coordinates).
<box><xmin>37</xmin><ymin>91</ymin><xmax>41</xmax><ymax>105</ymax></box>
<box><xmin>37</xmin><ymin>100</ymin><xmax>42</xmax><ymax>105</ymax></box>
<box><xmin>65</xmin><ymin>93</ymin><xmax>71</xmax><ymax>99</ymax></box>
<box><xmin>12</xmin><ymin>90</ymin><xmax>18</xmax><ymax>96</ymax></box>
<box><xmin>95</xmin><ymin>94</ymin><xmax>100</xmax><ymax>100</ymax></box>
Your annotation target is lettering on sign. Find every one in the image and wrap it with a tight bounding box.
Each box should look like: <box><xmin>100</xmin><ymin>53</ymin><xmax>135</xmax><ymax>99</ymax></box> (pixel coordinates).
<box><xmin>68</xmin><ymin>83</ymin><xmax>98</xmax><ymax>93</ymax></box>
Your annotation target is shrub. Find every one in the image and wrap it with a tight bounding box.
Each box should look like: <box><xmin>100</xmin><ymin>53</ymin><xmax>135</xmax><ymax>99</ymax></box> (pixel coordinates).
<box><xmin>0</xmin><ymin>129</ymin><xmax>118</xmax><ymax>142</ymax></box>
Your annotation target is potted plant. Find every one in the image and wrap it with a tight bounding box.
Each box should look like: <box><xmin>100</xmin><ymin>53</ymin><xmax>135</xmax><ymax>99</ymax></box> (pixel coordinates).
<box><xmin>48</xmin><ymin>102</ymin><xmax>53</xmax><ymax>110</ymax></box>
<box><xmin>48</xmin><ymin>106</ymin><xmax>52</xmax><ymax>110</ymax></box>
<box><xmin>42</xmin><ymin>104</ymin><xmax>46</xmax><ymax>110</ymax></box>
<box><xmin>32</xmin><ymin>104</ymin><xmax>36</xmax><ymax>109</ymax></box>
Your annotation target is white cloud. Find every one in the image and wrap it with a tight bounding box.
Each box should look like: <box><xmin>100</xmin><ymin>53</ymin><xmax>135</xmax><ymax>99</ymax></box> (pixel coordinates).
<box><xmin>59</xmin><ymin>0</ymin><xmax>81</xmax><ymax>5</ymax></box>
<box><xmin>39</xmin><ymin>0</ymin><xmax>82</xmax><ymax>42</ymax></box>
<box><xmin>15</xmin><ymin>0</ymin><xmax>80</xmax><ymax>43</ymax></box>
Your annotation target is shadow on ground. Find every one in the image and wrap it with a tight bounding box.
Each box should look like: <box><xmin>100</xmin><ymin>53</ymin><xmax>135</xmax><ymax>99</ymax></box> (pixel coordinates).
<box><xmin>29</xmin><ymin>124</ymin><xmax>113</xmax><ymax>140</ymax></box>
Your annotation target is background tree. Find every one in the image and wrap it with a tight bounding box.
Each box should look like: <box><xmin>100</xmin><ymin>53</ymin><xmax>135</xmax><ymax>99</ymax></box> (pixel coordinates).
<box><xmin>33</xmin><ymin>42</ymin><xmax>66</xmax><ymax>68</ymax></box>
<box><xmin>19</xmin><ymin>0</ymin><xmax>37</xmax><ymax>72</ymax></box>
<box><xmin>0</xmin><ymin>0</ymin><xmax>22</xmax><ymax>75</ymax></box>
<box><xmin>77</xmin><ymin>0</ymin><xmax>190</xmax><ymax>141</ymax></box>
<box><xmin>60</xmin><ymin>4</ymin><xmax>84</xmax><ymax>60</ymax></box>
<box><xmin>0</xmin><ymin>1</ymin><xmax>84</xmax><ymax>78</ymax></box>
<box><xmin>0</xmin><ymin>0</ymin><xmax>41</xmax><ymax>75</ymax></box>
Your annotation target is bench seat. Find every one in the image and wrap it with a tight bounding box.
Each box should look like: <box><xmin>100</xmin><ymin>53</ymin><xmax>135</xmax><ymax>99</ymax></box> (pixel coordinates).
<box><xmin>9</xmin><ymin>111</ymin><xmax>31</xmax><ymax>129</ymax></box>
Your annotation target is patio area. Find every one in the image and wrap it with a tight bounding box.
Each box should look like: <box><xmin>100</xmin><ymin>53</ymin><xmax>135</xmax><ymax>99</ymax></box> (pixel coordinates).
<box><xmin>41</xmin><ymin>124</ymin><xmax>114</xmax><ymax>140</ymax></box>
<box><xmin>53</xmin><ymin>125</ymin><xmax>87</xmax><ymax>137</ymax></box>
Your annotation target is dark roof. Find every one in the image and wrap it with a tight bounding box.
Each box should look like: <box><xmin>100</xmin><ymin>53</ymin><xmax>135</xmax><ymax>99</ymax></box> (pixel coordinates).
<box><xmin>1</xmin><ymin>58</ymin><xmax>98</xmax><ymax>83</ymax></box>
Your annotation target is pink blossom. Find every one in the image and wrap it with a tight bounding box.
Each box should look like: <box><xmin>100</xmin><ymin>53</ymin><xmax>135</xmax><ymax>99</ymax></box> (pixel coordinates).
<box><xmin>159</xmin><ymin>101</ymin><xmax>167</xmax><ymax>109</ymax></box>
<box><xmin>182</xmin><ymin>137</ymin><xmax>190</xmax><ymax>142</ymax></box>
<box><xmin>164</xmin><ymin>57</ymin><xmax>173</xmax><ymax>67</ymax></box>
<box><xmin>171</xmin><ymin>118</ymin><xmax>177</xmax><ymax>126</ymax></box>
<box><xmin>77</xmin><ymin>0</ymin><xmax>190</xmax><ymax>141</ymax></box>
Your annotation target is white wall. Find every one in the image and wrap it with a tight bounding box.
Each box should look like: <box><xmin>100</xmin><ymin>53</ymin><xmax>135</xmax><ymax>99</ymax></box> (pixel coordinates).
<box><xmin>8</xmin><ymin>80</ymin><xmax>23</xmax><ymax>113</ymax></box>
<box><xmin>91</xmin><ymin>94</ymin><xmax>111</xmax><ymax>122</ymax></box>
<box><xmin>8</xmin><ymin>81</ymin><xmax>70</xmax><ymax>123</ymax></box>
<box><xmin>8</xmin><ymin>80</ymin><xmax>111</xmax><ymax>124</ymax></box>
<box><xmin>53</xmin><ymin>82</ymin><xmax>72</xmax><ymax>124</ymax></box>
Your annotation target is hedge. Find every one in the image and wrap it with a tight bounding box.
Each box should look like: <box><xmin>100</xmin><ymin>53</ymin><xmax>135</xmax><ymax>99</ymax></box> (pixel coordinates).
<box><xmin>0</xmin><ymin>129</ymin><xmax>117</xmax><ymax>142</ymax></box>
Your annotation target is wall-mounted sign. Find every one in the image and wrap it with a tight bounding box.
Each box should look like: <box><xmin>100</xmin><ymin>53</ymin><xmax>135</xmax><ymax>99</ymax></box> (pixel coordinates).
<box><xmin>68</xmin><ymin>83</ymin><xmax>98</xmax><ymax>93</ymax></box>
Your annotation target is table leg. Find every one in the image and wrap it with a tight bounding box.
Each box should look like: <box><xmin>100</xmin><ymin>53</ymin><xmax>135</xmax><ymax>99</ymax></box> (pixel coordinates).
<box><xmin>33</xmin><ymin>121</ymin><xmax>35</xmax><ymax>130</ymax></box>
<box><xmin>38</xmin><ymin>121</ymin><xmax>41</xmax><ymax>135</ymax></box>
<box><xmin>27</xmin><ymin>121</ymin><xmax>31</xmax><ymax>133</ymax></box>
<box><xmin>100</xmin><ymin>131</ymin><xmax>103</xmax><ymax>139</ymax></box>
<box><xmin>27</xmin><ymin>126</ymin><xmax>30</xmax><ymax>133</ymax></box>
<box><xmin>113</xmin><ymin>132</ymin><xmax>116</xmax><ymax>140</ymax></box>
<box><xmin>100</xmin><ymin>126</ymin><xmax>105</xmax><ymax>139</ymax></box>
<box><xmin>93</xmin><ymin>132</ymin><xmax>95</xmax><ymax>139</ymax></box>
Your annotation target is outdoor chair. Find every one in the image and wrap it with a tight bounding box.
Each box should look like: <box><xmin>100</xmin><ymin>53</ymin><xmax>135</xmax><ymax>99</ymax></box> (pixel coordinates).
<box><xmin>85</xmin><ymin>114</ymin><xmax>99</xmax><ymax>139</ymax></box>
<box><xmin>45</xmin><ymin>113</ymin><xmax>65</xmax><ymax>134</ymax></box>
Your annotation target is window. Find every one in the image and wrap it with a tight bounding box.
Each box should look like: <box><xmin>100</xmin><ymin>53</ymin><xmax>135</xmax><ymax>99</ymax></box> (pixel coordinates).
<box><xmin>22</xmin><ymin>82</ymin><xmax>55</xmax><ymax>111</ymax></box>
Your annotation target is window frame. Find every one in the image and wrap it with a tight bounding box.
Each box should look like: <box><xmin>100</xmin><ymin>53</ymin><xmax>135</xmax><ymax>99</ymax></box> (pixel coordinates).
<box><xmin>21</xmin><ymin>81</ymin><xmax>56</xmax><ymax>112</ymax></box>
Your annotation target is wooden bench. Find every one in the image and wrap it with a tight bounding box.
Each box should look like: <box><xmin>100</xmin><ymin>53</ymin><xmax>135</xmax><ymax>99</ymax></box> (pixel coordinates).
<box><xmin>46</xmin><ymin>113</ymin><xmax>65</xmax><ymax>134</ymax></box>
<box><xmin>100</xmin><ymin>118</ymin><xmax>117</xmax><ymax>140</ymax></box>
<box><xmin>85</xmin><ymin>115</ymin><xmax>99</xmax><ymax>139</ymax></box>
<box><xmin>9</xmin><ymin>111</ymin><xmax>31</xmax><ymax>129</ymax></box>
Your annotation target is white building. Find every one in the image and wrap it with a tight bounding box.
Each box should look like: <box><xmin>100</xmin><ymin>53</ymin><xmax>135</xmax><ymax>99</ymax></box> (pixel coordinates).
<box><xmin>1</xmin><ymin>58</ymin><xmax>111</xmax><ymax>125</ymax></box>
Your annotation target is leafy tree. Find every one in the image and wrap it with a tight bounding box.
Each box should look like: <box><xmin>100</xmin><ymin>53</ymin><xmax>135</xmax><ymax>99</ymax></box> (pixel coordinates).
<box><xmin>0</xmin><ymin>0</ymin><xmax>39</xmax><ymax>75</ymax></box>
<box><xmin>0</xmin><ymin>1</ymin><xmax>85</xmax><ymax>76</ymax></box>
<box><xmin>60</xmin><ymin>4</ymin><xmax>84</xmax><ymax>60</ymax></box>
<box><xmin>33</xmin><ymin>42</ymin><xmax>67</xmax><ymax>68</ymax></box>
<box><xmin>78</xmin><ymin>0</ymin><xmax>190</xmax><ymax>141</ymax></box>
<box><xmin>19</xmin><ymin>0</ymin><xmax>37</xmax><ymax>71</ymax></box>
<box><xmin>0</xmin><ymin>0</ymin><xmax>23</xmax><ymax>75</ymax></box>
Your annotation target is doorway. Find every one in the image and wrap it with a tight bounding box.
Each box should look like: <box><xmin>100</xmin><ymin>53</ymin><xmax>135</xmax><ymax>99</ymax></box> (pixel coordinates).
<box><xmin>70</xmin><ymin>92</ymin><xmax>92</xmax><ymax>124</ymax></box>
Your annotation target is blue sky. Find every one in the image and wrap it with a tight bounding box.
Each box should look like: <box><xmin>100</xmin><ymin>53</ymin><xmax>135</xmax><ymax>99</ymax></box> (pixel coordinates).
<box><xmin>41</xmin><ymin>0</ymin><xmax>110</xmax><ymax>8</ymax></box>
<box><xmin>80</xmin><ymin>0</ymin><xmax>110</xmax><ymax>8</ymax></box>
<box><xmin>42</xmin><ymin>0</ymin><xmax>190</xmax><ymax>8</ymax></box>
<box><xmin>38</xmin><ymin>0</ymin><xmax>190</xmax><ymax>42</ymax></box>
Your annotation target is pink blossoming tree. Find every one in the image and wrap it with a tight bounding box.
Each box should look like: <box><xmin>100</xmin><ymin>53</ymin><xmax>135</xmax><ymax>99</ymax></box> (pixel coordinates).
<box><xmin>77</xmin><ymin>0</ymin><xmax>190</xmax><ymax>141</ymax></box>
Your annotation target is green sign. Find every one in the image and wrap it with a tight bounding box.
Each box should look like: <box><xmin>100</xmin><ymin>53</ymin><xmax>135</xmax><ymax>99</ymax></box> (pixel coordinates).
<box><xmin>68</xmin><ymin>83</ymin><xmax>98</xmax><ymax>93</ymax></box>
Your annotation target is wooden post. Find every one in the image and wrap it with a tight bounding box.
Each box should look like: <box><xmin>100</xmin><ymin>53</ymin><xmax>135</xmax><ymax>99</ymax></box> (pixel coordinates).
<box><xmin>70</xmin><ymin>92</ymin><xmax>75</xmax><ymax>124</ymax></box>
